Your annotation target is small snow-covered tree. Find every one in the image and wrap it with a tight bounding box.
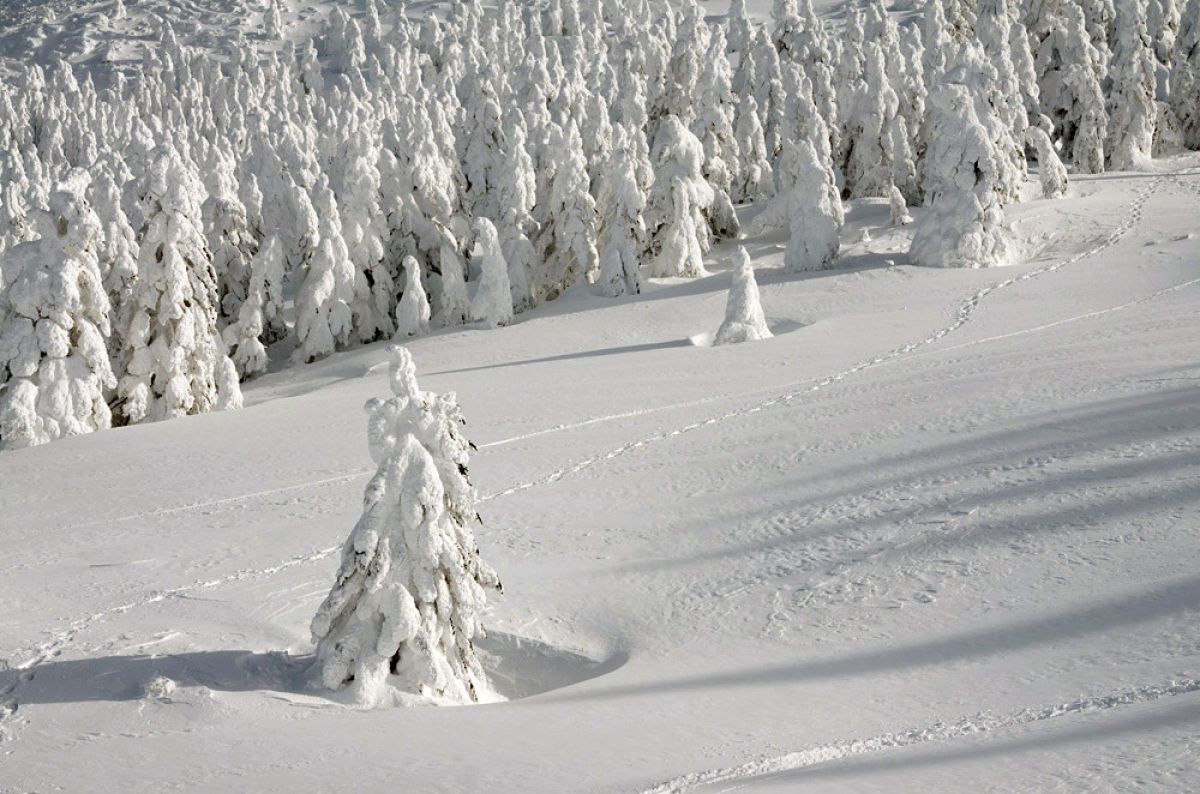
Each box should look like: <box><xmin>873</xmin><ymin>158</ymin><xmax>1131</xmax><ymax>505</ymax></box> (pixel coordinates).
<box><xmin>889</xmin><ymin>183</ymin><xmax>914</xmax><ymax>226</ymax></box>
<box><xmin>596</xmin><ymin>129</ymin><xmax>645</xmax><ymax>298</ymax></box>
<box><xmin>909</xmin><ymin>82</ymin><xmax>1012</xmax><ymax>269</ymax></box>
<box><xmin>117</xmin><ymin>148</ymin><xmax>242</xmax><ymax>424</ymax></box>
<box><xmin>646</xmin><ymin>115</ymin><xmax>713</xmax><ymax>278</ymax></box>
<box><xmin>0</xmin><ymin>173</ymin><xmax>115</xmax><ymax>449</ymax></box>
<box><xmin>1107</xmin><ymin>0</ymin><xmax>1158</xmax><ymax>169</ymax></box>
<box><xmin>395</xmin><ymin>256</ymin><xmax>431</xmax><ymax>338</ymax></box>
<box><xmin>1028</xmin><ymin>127</ymin><xmax>1069</xmax><ymax>198</ymax></box>
<box><xmin>310</xmin><ymin>346</ymin><xmax>502</xmax><ymax>705</ymax></box>
<box><xmin>714</xmin><ymin>247</ymin><xmax>772</xmax><ymax>345</ymax></box>
<box><xmin>469</xmin><ymin>218</ymin><xmax>513</xmax><ymax>328</ymax></box>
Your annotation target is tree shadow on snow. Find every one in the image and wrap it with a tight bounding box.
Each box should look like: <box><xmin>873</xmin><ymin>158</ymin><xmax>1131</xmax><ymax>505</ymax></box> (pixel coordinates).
<box><xmin>547</xmin><ymin>573</ymin><xmax>1200</xmax><ymax>703</ymax></box>
<box><xmin>603</xmin><ymin>384</ymin><xmax>1200</xmax><ymax>577</ymax></box>
<box><xmin>0</xmin><ymin>633</ymin><xmax>627</xmax><ymax>707</ymax></box>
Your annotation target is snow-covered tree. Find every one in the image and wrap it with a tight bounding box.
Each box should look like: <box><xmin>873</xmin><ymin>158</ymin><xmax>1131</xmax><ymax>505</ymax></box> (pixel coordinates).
<box><xmin>753</xmin><ymin>133</ymin><xmax>843</xmax><ymax>273</ymax></box>
<box><xmin>335</xmin><ymin>128</ymin><xmax>394</xmax><ymax>341</ymax></box>
<box><xmin>751</xmin><ymin>139</ymin><xmax>843</xmax><ymax>273</ymax></box>
<box><xmin>491</xmin><ymin>109</ymin><xmax>537</xmax><ymax>312</ymax></box>
<box><xmin>909</xmin><ymin>82</ymin><xmax>1012</xmax><ymax>269</ymax></box>
<box><xmin>646</xmin><ymin>115</ymin><xmax>713</xmax><ymax>278</ymax></box>
<box><xmin>1028</xmin><ymin>127</ymin><xmax>1069</xmax><ymax>198</ymax></box>
<box><xmin>1107</xmin><ymin>0</ymin><xmax>1158</xmax><ymax>169</ymax></box>
<box><xmin>293</xmin><ymin>178</ymin><xmax>356</xmax><ymax>363</ymax></box>
<box><xmin>713</xmin><ymin>247</ymin><xmax>772</xmax><ymax>345</ymax></box>
<box><xmin>469</xmin><ymin>218</ymin><xmax>513</xmax><ymax>328</ymax></box>
<box><xmin>0</xmin><ymin>173</ymin><xmax>115</xmax><ymax>449</ymax></box>
<box><xmin>889</xmin><ymin>183</ymin><xmax>914</xmax><ymax>226</ymax></box>
<box><xmin>310</xmin><ymin>346</ymin><xmax>502</xmax><ymax>705</ymax></box>
<box><xmin>223</xmin><ymin>234</ymin><xmax>285</xmax><ymax>379</ymax></box>
<box><xmin>117</xmin><ymin>148</ymin><xmax>242</xmax><ymax>424</ymax></box>
<box><xmin>733</xmin><ymin>94</ymin><xmax>774</xmax><ymax>202</ymax></box>
<box><xmin>395</xmin><ymin>256</ymin><xmax>431</xmax><ymax>338</ymax></box>
<box><xmin>596</xmin><ymin>128</ymin><xmax>645</xmax><ymax>298</ymax></box>
<box><xmin>1171</xmin><ymin>0</ymin><xmax>1200</xmax><ymax>148</ymax></box>
<box><xmin>532</xmin><ymin>121</ymin><xmax>597</xmax><ymax>300</ymax></box>
<box><xmin>692</xmin><ymin>28</ymin><xmax>741</xmax><ymax>240</ymax></box>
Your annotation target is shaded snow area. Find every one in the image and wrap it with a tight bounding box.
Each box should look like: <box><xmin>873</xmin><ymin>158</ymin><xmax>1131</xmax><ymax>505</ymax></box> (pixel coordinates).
<box><xmin>2</xmin><ymin>154</ymin><xmax>1199</xmax><ymax>790</ymax></box>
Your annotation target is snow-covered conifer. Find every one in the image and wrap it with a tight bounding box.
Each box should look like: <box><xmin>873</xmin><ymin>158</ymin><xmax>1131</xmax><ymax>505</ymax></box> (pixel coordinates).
<box><xmin>335</xmin><ymin>128</ymin><xmax>394</xmax><ymax>342</ymax></box>
<box><xmin>646</xmin><ymin>115</ymin><xmax>713</xmax><ymax>278</ymax></box>
<box><xmin>117</xmin><ymin>148</ymin><xmax>242</xmax><ymax>423</ymax></box>
<box><xmin>0</xmin><ymin>173</ymin><xmax>114</xmax><ymax>448</ymax></box>
<box><xmin>469</xmin><ymin>218</ymin><xmax>513</xmax><ymax>329</ymax></box>
<box><xmin>1172</xmin><ymin>0</ymin><xmax>1200</xmax><ymax>148</ymax></box>
<box><xmin>310</xmin><ymin>346</ymin><xmax>501</xmax><ymax>705</ymax></box>
<box><xmin>1028</xmin><ymin>127</ymin><xmax>1069</xmax><ymax>198</ymax></box>
<box><xmin>293</xmin><ymin>179</ymin><xmax>356</xmax><ymax>363</ymax></box>
<box><xmin>395</xmin><ymin>256</ymin><xmax>431</xmax><ymax>338</ymax></box>
<box><xmin>491</xmin><ymin>109</ymin><xmax>537</xmax><ymax>312</ymax></box>
<box><xmin>734</xmin><ymin>95</ymin><xmax>774</xmax><ymax>202</ymax></box>
<box><xmin>596</xmin><ymin>129</ymin><xmax>645</xmax><ymax>298</ymax></box>
<box><xmin>223</xmin><ymin>234</ymin><xmax>285</xmax><ymax>379</ymax></box>
<box><xmin>889</xmin><ymin>183</ymin><xmax>914</xmax><ymax>226</ymax></box>
<box><xmin>532</xmin><ymin>122</ymin><xmax>597</xmax><ymax>300</ymax></box>
<box><xmin>714</xmin><ymin>247</ymin><xmax>772</xmax><ymax>345</ymax></box>
<box><xmin>264</xmin><ymin>0</ymin><xmax>283</xmax><ymax>40</ymax></box>
<box><xmin>909</xmin><ymin>82</ymin><xmax>1012</xmax><ymax>269</ymax></box>
<box><xmin>1107</xmin><ymin>0</ymin><xmax>1158</xmax><ymax>169</ymax></box>
<box><xmin>692</xmin><ymin>29</ymin><xmax>741</xmax><ymax>240</ymax></box>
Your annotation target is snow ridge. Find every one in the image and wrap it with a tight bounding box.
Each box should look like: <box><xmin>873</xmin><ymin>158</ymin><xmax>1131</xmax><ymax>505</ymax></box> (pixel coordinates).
<box><xmin>643</xmin><ymin>678</ymin><xmax>1200</xmax><ymax>793</ymax></box>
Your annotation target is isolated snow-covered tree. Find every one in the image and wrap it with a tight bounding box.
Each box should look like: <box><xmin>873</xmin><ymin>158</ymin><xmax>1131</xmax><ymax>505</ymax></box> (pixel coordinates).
<box><xmin>1106</xmin><ymin>0</ymin><xmax>1158</xmax><ymax>170</ymax></box>
<box><xmin>0</xmin><ymin>173</ymin><xmax>115</xmax><ymax>449</ymax></box>
<box><xmin>646</xmin><ymin>115</ymin><xmax>714</xmax><ymax>278</ymax></box>
<box><xmin>469</xmin><ymin>218</ymin><xmax>513</xmax><ymax>329</ymax></box>
<box><xmin>117</xmin><ymin>148</ymin><xmax>242</xmax><ymax>424</ymax></box>
<box><xmin>395</xmin><ymin>256</ymin><xmax>431</xmax><ymax>338</ymax></box>
<box><xmin>909</xmin><ymin>82</ymin><xmax>1012</xmax><ymax>269</ymax></box>
<box><xmin>1027</xmin><ymin>127</ymin><xmax>1069</xmax><ymax>198</ymax></box>
<box><xmin>714</xmin><ymin>247</ymin><xmax>772</xmax><ymax>346</ymax></box>
<box><xmin>310</xmin><ymin>346</ymin><xmax>502</xmax><ymax>705</ymax></box>
<box><xmin>596</xmin><ymin>128</ymin><xmax>645</xmax><ymax>298</ymax></box>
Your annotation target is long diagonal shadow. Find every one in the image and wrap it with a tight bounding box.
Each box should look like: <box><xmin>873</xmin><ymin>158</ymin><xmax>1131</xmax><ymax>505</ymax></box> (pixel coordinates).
<box><xmin>544</xmin><ymin>574</ymin><xmax>1200</xmax><ymax>703</ymax></box>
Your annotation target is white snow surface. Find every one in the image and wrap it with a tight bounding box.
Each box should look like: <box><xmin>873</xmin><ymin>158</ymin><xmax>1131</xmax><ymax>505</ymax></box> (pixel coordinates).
<box><xmin>2</xmin><ymin>152</ymin><xmax>1199</xmax><ymax>790</ymax></box>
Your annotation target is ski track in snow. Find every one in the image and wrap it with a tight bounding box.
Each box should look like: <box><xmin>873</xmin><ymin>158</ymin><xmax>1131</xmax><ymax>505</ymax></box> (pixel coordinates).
<box><xmin>0</xmin><ymin>169</ymin><xmax>1190</xmax><ymax>742</ymax></box>
<box><xmin>483</xmin><ymin>171</ymin><xmax>1169</xmax><ymax>501</ymax></box>
<box><xmin>642</xmin><ymin>678</ymin><xmax>1200</xmax><ymax>793</ymax></box>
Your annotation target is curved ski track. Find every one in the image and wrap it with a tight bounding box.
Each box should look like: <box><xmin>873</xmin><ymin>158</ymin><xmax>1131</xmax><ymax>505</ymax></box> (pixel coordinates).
<box><xmin>642</xmin><ymin>678</ymin><xmax>1200</xmax><ymax>793</ymax></box>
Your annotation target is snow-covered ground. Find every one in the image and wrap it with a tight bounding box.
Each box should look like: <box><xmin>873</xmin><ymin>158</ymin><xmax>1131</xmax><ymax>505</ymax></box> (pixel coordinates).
<box><xmin>3</xmin><ymin>149</ymin><xmax>1199</xmax><ymax>790</ymax></box>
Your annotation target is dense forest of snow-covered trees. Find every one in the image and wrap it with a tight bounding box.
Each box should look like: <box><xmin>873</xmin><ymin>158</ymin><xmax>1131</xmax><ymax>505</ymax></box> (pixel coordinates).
<box><xmin>1</xmin><ymin>0</ymin><xmax>1198</xmax><ymax>449</ymax></box>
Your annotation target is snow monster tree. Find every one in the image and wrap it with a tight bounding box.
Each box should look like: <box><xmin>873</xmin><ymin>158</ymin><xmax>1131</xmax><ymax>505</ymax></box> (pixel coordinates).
<box><xmin>311</xmin><ymin>346</ymin><xmax>502</xmax><ymax>705</ymax></box>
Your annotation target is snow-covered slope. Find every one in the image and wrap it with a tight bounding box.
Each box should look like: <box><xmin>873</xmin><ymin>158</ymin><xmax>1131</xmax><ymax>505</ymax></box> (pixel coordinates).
<box><xmin>2</xmin><ymin>154</ymin><xmax>1199</xmax><ymax>791</ymax></box>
